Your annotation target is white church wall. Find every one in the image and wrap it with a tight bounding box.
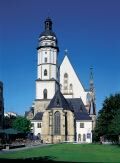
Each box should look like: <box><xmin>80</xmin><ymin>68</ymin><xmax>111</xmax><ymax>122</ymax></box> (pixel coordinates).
<box><xmin>50</xmin><ymin>65</ymin><xmax>57</xmax><ymax>79</ymax></box>
<box><xmin>36</xmin><ymin>81</ymin><xmax>55</xmax><ymax>99</ymax></box>
<box><xmin>41</xmin><ymin>64</ymin><xmax>50</xmax><ymax>80</ymax></box>
<box><xmin>60</xmin><ymin>55</ymin><xmax>88</xmax><ymax>105</ymax></box>
<box><xmin>76</xmin><ymin>120</ymin><xmax>92</xmax><ymax>143</ymax></box>
<box><xmin>31</xmin><ymin>120</ymin><xmax>42</xmax><ymax>137</ymax></box>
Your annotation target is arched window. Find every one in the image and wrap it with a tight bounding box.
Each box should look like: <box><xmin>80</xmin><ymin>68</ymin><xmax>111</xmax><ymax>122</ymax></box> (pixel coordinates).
<box><xmin>44</xmin><ymin>69</ymin><xmax>47</xmax><ymax>76</ymax></box>
<box><xmin>64</xmin><ymin>73</ymin><xmax>68</xmax><ymax>93</ymax></box>
<box><xmin>69</xmin><ymin>83</ymin><xmax>73</xmax><ymax>94</ymax></box>
<box><xmin>44</xmin><ymin>57</ymin><xmax>47</xmax><ymax>63</ymax></box>
<box><xmin>83</xmin><ymin>134</ymin><xmax>86</xmax><ymax>142</ymax></box>
<box><xmin>43</xmin><ymin>89</ymin><xmax>47</xmax><ymax>99</ymax></box>
<box><xmin>64</xmin><ymin>73</ymin><xmax>68</xmax><ymax>78</ymax></box>
<box><xmin>69</xmin><ymin>83</ymin><xmax>73</xmax><ymax>90</ymax></box>
<box><xmin>54</xmin><ymin>111</ymin><xmax>60</xmax><ymax>135</ymax></box>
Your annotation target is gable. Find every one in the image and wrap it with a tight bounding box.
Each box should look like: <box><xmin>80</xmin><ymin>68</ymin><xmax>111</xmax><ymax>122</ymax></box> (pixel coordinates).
<box><xmin>60</xmin><ymin>55</ymin><xmax>88</xmax><ymax>105</ymax></box>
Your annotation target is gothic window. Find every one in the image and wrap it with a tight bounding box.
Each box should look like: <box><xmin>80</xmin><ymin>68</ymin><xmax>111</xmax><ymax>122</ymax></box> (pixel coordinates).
<box><xmin>69</xmin><ymin>83</ymin><xmax>73</xmax><ymax>90</ymax></box>
<box><xmin>69</xmin><ymin>83</ymin><xmax>73</xmax><ymax>94</ymax></box>
<box><xmin>44</xmin><ymin>69</ymin><xmax>47</xmax><ymax>76</ymax></box>
<box><xmin>64</xmin><ymin>73</ymin><xmax>68</xmax><ymax>78</ymax></box>
<box><xmin>83</xmin><ymin>134</ymin><xmax>86</xmax><ymax>141</ymax></box>
<box><xmin>54</xmin><ymin>111</ymin><xmax>60</xmax><ymax>135</ymax></box>
<box><xmin>43</xmin><ymin>89</ymin><xmax>47</xmax><ymax>99</ymax></box>
<box><xmin>44</xmin><ymin>57</ymin><xmax>47</xmax><ymax>63</ymax></box>
<box><xmin>64</xmin><ymin>73</ymin><xmax>68</xmax><ymax>93</ymax></box>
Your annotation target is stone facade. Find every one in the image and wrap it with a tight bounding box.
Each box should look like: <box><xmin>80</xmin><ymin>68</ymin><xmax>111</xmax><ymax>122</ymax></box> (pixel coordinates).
<box><xmin>41</xmin><ymin>109</ymin><xmax>74</xmax><ymax>143</ymax></box>
<box><xmin>34</xmin><ymin>100</ymin><xmax>50</xmax><ymax>114</ymax></box>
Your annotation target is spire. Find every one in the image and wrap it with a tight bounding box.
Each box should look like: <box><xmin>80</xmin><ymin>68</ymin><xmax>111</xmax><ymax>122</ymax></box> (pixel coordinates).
<box><xmin>89</xmin><ymin>66</ymin><xmax>96</xmax><ymax>115</ymax></box>
<box><xmin>90</xmin><ymin>66</ymin><xmax>94</xmax><ymax>92</ymax></box>
<box><xmin>45</xmin><ymin>17</ymin><xmax>52</xmax><ymax>31</ymax></box>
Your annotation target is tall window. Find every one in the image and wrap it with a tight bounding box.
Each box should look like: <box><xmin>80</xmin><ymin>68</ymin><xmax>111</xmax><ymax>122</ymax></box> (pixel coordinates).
<box><xmin>44</xmin><ymin>69</ymin><xmax>47</xmax><ymax>76</ymax></box>
<box><xmin>69</xmin><ymin>83</ymin><xmax>73</xmax><ymax>93</ymax></box>
<box><xmin>54</xmin><ymin>111</ymin><xmax>60</xmax><ymax>135</ymax></box>
<box><xmin>69</xmin><ymin>83</ymin><xmax>73</xmax><ymax>90</ymax></box>
<box><xmin>43</xmin><ymin>89</ymin><xmax>47</xmax><ymax>99</ymax></box>
<box><xmin>44</xmin><ymin>57</ymin><xmax>47</xmax><ymax>63</ymax></box>
<box><xmin>64</xmin><ymin>73</ymin><xmax>68</xmax><ymax>93</ymax></box>
<box><xmin>37</xmin><ymin>123</ymin><xmax>41</xmax><ymax>128</ymax></box>
<box><xmin>83</xmin><ymin>134</ymin><xmax>86</xmax><ymax>142</ymax></box>
<box><xmin>78</xmin><ymin>134</ymin><xmax>81</xmax><ymax>142</ymax></box>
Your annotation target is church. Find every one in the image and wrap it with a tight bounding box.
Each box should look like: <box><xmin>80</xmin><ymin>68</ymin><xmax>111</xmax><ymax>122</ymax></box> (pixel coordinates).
<box><xmin>25</xmin><ymin>17</ymin><xmax>96</xmax><ymax>143</ymax></box>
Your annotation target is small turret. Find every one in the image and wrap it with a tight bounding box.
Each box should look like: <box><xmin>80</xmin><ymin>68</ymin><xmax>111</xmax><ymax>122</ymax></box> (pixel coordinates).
<box><xmin>89</xmin><ymin>67</ymin><xmax>96</xmax><ymax>115</ymax></box>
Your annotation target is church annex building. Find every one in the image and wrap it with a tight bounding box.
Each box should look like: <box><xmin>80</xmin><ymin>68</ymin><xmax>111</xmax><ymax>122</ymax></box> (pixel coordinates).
<box><xmin>25</xmin><ymin>18</ymin><xmax>96</xmax><ymax>144</ymax></box>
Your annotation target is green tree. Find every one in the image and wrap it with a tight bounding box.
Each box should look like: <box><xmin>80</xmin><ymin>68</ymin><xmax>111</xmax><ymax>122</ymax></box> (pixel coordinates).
<box><xmin>12</xmin><ymin>116</ymin><xmax>31</xmax><ymax>133</ymax></box>
<box><xmin>109</xmin><ymin>110</ymin><xmax>120</xmax><ymax>142</ymax></box>
<box><xmin>93</xmin><ymin>93</ymin><xmax>120</xmax><ymax>142</ymax></box>
<box><xmin>4</xmin><ymin>115</ymin><xmax>16</xmax><ymax>129</ymax></box>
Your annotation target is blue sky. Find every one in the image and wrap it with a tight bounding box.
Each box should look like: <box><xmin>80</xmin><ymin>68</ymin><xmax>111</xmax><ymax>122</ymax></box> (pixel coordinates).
<box><xmin>0</xmin><ymin>0</ymin><xmax>120</xmax><ymax>115</ymax></box>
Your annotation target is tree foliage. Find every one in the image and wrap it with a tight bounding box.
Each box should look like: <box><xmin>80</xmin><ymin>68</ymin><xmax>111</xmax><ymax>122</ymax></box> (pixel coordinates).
<box><xmin>12</xmin><ymin>116</ymin><xmax>31</xmax><ymax>133</ymax></box>
<box><xmin>4</xmin><ymin>115</ymin><xmax>16</xmax><ymax>129</ymax></box>
<box><xmin>109</xmin><ymin>110</ymin><xmax>120</xmax><ymax>135</ymax></box>
<box><xmin>93</xmin><ymin>93</ymin><xmax>120</xmax><ymax>142</ymax></box>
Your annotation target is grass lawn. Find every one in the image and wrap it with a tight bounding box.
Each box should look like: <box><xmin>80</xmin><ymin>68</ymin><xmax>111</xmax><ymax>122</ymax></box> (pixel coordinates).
<box><xmin>0</xmin><ymin>143</ymin><xmax>120</xmax><ymax>162</ymax></box>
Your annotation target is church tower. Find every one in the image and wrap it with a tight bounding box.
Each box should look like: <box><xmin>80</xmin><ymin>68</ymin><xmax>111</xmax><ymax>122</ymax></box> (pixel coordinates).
<box><xmin>89</xmin><ymin>67</ymin><xmax>96</xmax><ymax>129</ymax></box>
<box><xmin>35</xmin><ymin>17</ymin><xmax>59</xmax><ymax>113</ymax></box>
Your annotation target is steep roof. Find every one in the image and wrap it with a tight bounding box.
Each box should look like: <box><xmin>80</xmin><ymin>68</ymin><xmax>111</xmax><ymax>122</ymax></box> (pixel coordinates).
<box><xmin>47</xmin><ymin>89</ymin><xmax>73</xmax><ymax>111</ymax></box>
<box><xmin>67</xmin><ymin>98</ymin><xmax>87</xmax><ymax>113</ymax></box>
<box><xmin>32</xmin><ymin>112</ymin><xmax>43</xmax><ymax>120</ymax></box>
<box><xmin>74</xmin><ymin>112</ymin><xmax>92</xmax><ymax>120</ymax></box>
<box><xmin>67</xmin><ymin>98</ymin><xmax>91</xmax><ymax>120</ymax></box>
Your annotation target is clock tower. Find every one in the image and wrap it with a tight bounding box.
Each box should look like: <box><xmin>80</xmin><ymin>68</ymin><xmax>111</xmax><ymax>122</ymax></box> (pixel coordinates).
<box><xmin>35</xmin><ymin>17</ymin><xmax>59</xmax><ymax>113</ymax></box>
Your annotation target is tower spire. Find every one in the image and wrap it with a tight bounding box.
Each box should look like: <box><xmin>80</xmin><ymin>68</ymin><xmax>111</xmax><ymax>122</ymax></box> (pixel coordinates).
<box><xmin>89</xmin><ymin>66</ymin><xmax>96</xmax><ymax>115</ymax></box>
<box><xmin>45</xmin><ymin>17</ymin><xmax>52</xmax><ymax>31</ymax></box>
<box><xmin>90</xmin><ymin>66</ymin><xmax>94</xmax><ymax>92</ymax></box>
